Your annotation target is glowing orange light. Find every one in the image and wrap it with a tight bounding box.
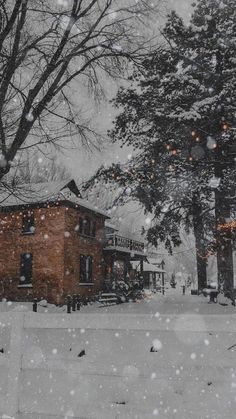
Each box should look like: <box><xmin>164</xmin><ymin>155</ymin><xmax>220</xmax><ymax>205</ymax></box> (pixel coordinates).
<box><xmin>218</xmin><ymin>220</ymin><xmax>236</xmax><ymax>230</ymax></box>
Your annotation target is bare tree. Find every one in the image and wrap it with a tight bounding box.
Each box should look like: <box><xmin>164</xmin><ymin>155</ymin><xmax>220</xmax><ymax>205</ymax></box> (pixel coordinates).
<box><xmin>0</xmin><ymin>0</ymin><xmax>161</xmax><ymax>183</ymax></box>
<box><xmin>13</xmin><ymin>150</ymin><xmax>69</xmax><ymax>184</ymax></box>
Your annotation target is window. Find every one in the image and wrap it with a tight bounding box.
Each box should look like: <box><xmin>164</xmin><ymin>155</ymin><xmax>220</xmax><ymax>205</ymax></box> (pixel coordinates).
<box><xmin>22</xmin><ymin>210</ymin><xmax>35</xmax><ymax>234</ymax></box>
<box><xmin>80</xmin><ymin>255</ymin><xmax>93</xmax><ymax>283</ymax></box>
<box><xmin>20</xmin><ymin>253</ymin><xmax>33</xmax><ymax>285</ymax></box>
<box><xmin>77</xmin><ymin>217</ymin><xmax>95</xmax><ymax>238</ymax></box>
<box><xmin>78</xmin><ymin>217</ymin><xmax>83</xmax><ymax>234</ymax></box>
<box><xmin>91</xmin><ymin>221</ymin><xmax>96</xmax><ymax>237</ymax></box>
<box><xmin>83</xmin><ymin>217</ymin><xmax>91</xmax><ymax>236</ymax></box>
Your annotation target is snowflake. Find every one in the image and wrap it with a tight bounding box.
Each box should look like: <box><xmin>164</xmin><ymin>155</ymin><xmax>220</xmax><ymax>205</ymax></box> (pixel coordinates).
<box><xmin>25</xmin><ymin>112</ymin><xmax>34</xmax><ymax>122</ymax></box>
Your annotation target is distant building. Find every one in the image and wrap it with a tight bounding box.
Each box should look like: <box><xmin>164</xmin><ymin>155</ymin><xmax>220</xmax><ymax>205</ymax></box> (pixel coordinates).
<box><xmin>131</xmin><ymin>258</ymin><xmax>165</xmax><ymax>290</ymax></box>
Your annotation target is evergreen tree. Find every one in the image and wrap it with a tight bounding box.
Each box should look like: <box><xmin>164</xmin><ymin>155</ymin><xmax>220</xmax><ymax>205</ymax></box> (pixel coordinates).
<box><xmin>87</xmin><ymin>0</ymin><xmax>236</xmax><ymax>293</ymax></box>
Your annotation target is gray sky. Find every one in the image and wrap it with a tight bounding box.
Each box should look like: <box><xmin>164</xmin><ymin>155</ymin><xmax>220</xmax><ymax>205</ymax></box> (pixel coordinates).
<box><xmin>56</xmin><ymin>0</ymin><xmax>195</xmax><ymax>266</ymax></box>
<box><xmin>59</xmin><ymin>0</ymin><xmax>193</xmax><ymax>183</ymax></box>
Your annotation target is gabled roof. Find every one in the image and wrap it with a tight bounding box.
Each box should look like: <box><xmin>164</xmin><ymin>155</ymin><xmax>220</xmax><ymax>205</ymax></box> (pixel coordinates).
<box><xmin>0</xmin><ymin>178</ymin><xmax>109</xmax><ymax>218</ymax></box>
<box><xmin>147</xmin><ymin>258</ymin><xmax>163</xmax><ymax>266</ymax></box>
<box><xmin>131</xmin><ymin>261</ymin><xmax>165</xmax><ymax>273</ymax></box>
<box><xmin>105</xmin><ymin>221</ymin><xmax>119</xmax><ymax>232</ymax></box>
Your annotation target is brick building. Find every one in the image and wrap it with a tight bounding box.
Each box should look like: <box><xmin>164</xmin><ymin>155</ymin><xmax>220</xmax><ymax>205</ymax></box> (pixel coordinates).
<box><xmin>0</xmin><ymin>179</ymin><xmax>162</xmax><ymax>304</ymax></box>
<box><xmin>0</xmin><ymin>179</ymin><xmax>108</xmax><ymax>304</ymax></box>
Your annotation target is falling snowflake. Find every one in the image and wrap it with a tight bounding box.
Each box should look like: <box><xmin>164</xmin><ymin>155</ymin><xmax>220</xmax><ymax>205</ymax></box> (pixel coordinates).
<box><xmin>151</xmin><ymin>339</ymin><xmax>163</xmax><ymax>351</ymax></box>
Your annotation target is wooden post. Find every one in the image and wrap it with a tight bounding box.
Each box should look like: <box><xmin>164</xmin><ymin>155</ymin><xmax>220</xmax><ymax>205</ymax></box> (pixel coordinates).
<box><xmin>67</xmin><ymin>295</ymin><xmax>71</xmax><ymax>314</ymax></box>
<box><xmin>72</xmin><ymin>294</ymin><xmax>76</xmax><ymax>312</ymax></box>
<box><xmin>139</xmin><ymin>259</ymin><xmax>144</xmax><ymax>288</ymax></box>
<box><xmin>1</xmin><ymin>312</ymin><xmax>24</xmax><ymax>417</ymax></box>
<box><xmin>140</xmin><ymin>259</ymin><xmax>144</xmax><ymax>274</ymax></box>
<box><xmin>33</xmin><ymin>298</ymin><xmax>37</xmax><ymax>312</ymax></box>
<box><xmin>161</xmin><ymin>260</ymin><xmax>165</xmax><ymax>295</ymax></box>
<box><xmin>76</xmin><ymin>295</ymin><xmax>81</xmax><ymax>311</ymax></box>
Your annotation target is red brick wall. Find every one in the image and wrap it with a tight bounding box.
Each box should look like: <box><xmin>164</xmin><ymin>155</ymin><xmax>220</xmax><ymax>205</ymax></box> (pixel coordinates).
<box><xmin>0</xmin><ymin>206</ymin><xmax>65</xmax><ymax>304</ymax></box>
<box><xmin>63</xmin><ymin>208</ymin><xmax>105</xmax><ymax>301</ymax></box>
<box><xmin>0</xmin><ymin>204</ymin><xmax>106</xmax><ymax>304</ymax></box>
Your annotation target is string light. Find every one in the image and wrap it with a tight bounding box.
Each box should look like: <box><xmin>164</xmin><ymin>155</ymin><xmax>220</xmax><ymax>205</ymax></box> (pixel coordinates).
<box><xmin>196</xmin><ymin>249</ymin><xmax>215</xmax><ymax>260</ymax></box>
<box><xmin>218</xmin><ymin>220</ymin><xmax>236</xmax><ymax>230</ymax></box>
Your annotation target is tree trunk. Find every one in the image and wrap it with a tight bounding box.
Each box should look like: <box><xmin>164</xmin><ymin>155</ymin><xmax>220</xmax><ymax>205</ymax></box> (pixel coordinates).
<box><xmin>192</xmin><ymin>194</ymin><xmax>207</xmax><ymax>291</ymax></box>
<box><xmin>215</xmin><ymin>189</ymin><xmax>234</xmax><ymax>297</ymax></box>
<box><xmin>214</xmin><ymin>146</ymin><xmax>234</xmax><ymax>298</ymax></box>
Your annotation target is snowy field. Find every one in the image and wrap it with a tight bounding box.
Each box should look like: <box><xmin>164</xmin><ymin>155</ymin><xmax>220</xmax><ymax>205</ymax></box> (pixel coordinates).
<box><xmin>1</xmin><ymin>290</ymin><xmax>236</xmax><ymax>419</ymax></box>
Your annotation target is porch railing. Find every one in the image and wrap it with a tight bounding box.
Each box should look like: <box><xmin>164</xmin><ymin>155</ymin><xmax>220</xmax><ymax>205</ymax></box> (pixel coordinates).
<box><xmin>105</xmin><ymin>234</ymin><xmax>145</xmax><ymax>254</ymax></box>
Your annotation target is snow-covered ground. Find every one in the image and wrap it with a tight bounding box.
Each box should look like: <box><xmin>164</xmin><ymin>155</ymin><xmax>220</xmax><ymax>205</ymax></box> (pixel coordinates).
<box><xmin>1</xmin><ymin>287</ymin><xmax>235</xmax><ymax>315</ymax></box>
<box><xmin>1</xmin><ymin>289</ymin><xmax>236</xmax><ymax>419</ymax></box>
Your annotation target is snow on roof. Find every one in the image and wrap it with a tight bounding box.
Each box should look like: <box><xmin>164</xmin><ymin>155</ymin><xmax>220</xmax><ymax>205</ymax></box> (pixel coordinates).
<box><xmin>0</xmin><ymin>179</ymin><xmax>109</xmax><ymax>218</ymax></box>
<box><xmin>105</xmin><ymin>221</ymin><xmax>119</xmax><ymax>231</ymax></box>
<box><xmin>147</xmin><ymin>258</ymin><xmax>163</xmax><ymax>266</ymax></box>
<box><xmin>131</xmin><ymin>261</ymin><xmax>165</xmax><ymax>273</ymax></box>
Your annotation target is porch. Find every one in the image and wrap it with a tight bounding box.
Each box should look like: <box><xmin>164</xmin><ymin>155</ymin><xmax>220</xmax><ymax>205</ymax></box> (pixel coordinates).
<box><xmin>103</xmin><ymin>233</ymin><xmax>146</xmax><ymax>290</ymax></box>
<box><xmin>104</xmin><ymin>233</ymin><xmax>145</xmax><ymax>256</ymax></box>
<box><xmin>131</xmin><ymin>260</ymin><xmax>166</xmax><ymax>292</ymax></box>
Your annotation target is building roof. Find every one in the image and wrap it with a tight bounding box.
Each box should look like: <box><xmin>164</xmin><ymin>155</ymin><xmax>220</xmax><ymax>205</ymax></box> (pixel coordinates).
<box><xmin>131</xmin><ymin>261</ymin><xmax>165</xmax><ymax>273</ymax></box>
<box><xmin>104</xmin><ymin>221</ymin><xmax>119</xmax><ymax>231</ymax></box>
<box><xmin>0</xmin><ymin>178</ymin><xmax>109</xmax><ymax>218</ymax></box>
<box><xmin>147</xmin><ymin>258</ymin><xmax>164</xmax><ymax>266</ymax></box>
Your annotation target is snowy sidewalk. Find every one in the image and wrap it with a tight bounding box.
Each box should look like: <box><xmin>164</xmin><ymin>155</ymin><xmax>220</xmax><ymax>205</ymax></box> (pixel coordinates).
<box><xmin>82</xmin><ymin>287</ymin><xmax>236</xmax><ymax>315</ymax></box>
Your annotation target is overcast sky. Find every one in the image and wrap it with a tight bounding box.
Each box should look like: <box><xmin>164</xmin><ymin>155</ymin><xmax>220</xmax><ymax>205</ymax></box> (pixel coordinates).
<box><xmin>57</xmin><ymin>0</ymin><xmax>195</xmax><ymax>267</ymax></box>
<box><xmin>59</xmin><ymin>0</ymin><xmax>193</xmax><ymax>183</ymax></box>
